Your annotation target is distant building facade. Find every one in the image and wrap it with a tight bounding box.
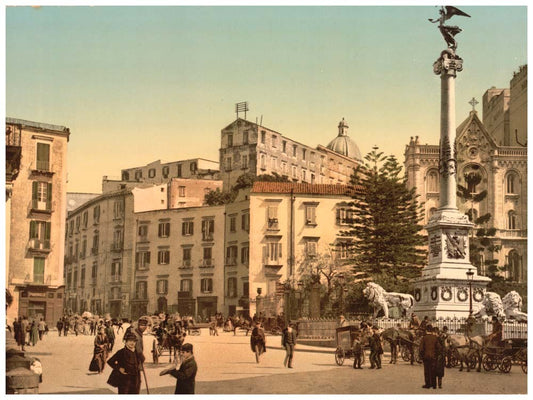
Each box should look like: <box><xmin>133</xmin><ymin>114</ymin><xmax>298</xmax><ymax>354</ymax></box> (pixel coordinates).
<box><xmin>5</xmin><ymin>118</ymin><xmax>70</xmax><ymax>326</ymax></box>
<box><xmin>404</xmin><ymin>65</ymin><xmax>527</xmax><ymax>284</ymax></box>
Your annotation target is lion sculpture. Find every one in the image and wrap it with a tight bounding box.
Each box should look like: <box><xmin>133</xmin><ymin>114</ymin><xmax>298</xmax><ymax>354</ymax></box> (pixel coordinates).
<box><xmin>473</xmin><ymin>291</ymin><xmax>505</xmax><ymax>320</ymax></box>
<box><xmin>502</xmin><ymin>291</ymin><xmax>527</xmax><ymax>322</ymax></box>
<box><xmin>363</xmin><ymin>282</ymin><xmax>414</xmax><ymax>319</ymax></box>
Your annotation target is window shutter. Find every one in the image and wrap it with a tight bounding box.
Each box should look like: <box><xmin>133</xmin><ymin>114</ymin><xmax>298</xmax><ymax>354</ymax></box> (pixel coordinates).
<box><xmin>146</xmin><ymin>252</ymin><xmax>151</xmax><ymax>264</ymax></box>
<box><xmin>45</xmin><ymin>222</ymin><xmax>51</xmax><ymax>240</ymax></box>
<box><xmin>190</xmin><ymin>222</ymin><xmax>194</xmax><ymax>235</ymax></box>
<box><xmin>29</xmin><ymin>221</ymin><xmax>36</xmax><ymax>238</ymax></box>
<box><xmin>47</xmin><ymin>183</ymin><xmax>53</xmax><ymax>203</ymax></box>
<box><xmin>209</xmin><ymin>220</ymin><xmax>214</xmax><ymax>234</ymax></box>
<box><xmin>182</xmin><ymin>223</ymin><xmax>186</xmax><ymax>235</ymax></box>
<box><xmin>32</xmin><ymin>181</ymin><xmax>38</xmax><ymax>201</ymax></box>
<box><xmin>278</xmin><ymin>243</ymin><xmax>282</xmax><ymax>258</ymax></box>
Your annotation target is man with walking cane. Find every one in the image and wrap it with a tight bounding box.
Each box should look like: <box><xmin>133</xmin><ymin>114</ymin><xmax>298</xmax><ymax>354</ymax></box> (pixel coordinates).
<box><xmin>132</xmin><ymin>317</ymin><xmax>150</xmax><ymax>394</ymax></box>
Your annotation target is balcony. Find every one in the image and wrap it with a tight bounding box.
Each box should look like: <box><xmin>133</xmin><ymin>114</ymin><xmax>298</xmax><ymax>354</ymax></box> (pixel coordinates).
<box><xmin>225</xmin><ymin>257</ymin><xmax>237</xmax><ymax>266</ymax></box>
<box><xmin>110</xmin><ymin>276</ymin><xmax>122</xmax><ymax>284</ymax></box>
<box><xmin>179</xmin><ymin>260</ymin><xmax>192</xmax><ymax>269</ymax></box>
<box><xmin>178</xmin><ymin>291</ymin><xmax>192</xmax><ymax>299</ymax></box>
<box><xmin>110</xmin><ymin>243</ymin><xmax>123</xmax><ymax>252</ymax></box>
<box><xmin>202</xmin><ymin>234</ymin><xmax>214</xmax><ymax>241</ymax></box>
<box><xmin>91</xmin><ymin>247</ymin><xmax>99</xmax><ymax>255</ymax></box>
<box><xmin>201</xmin><ymin>259</ymin><xmax>213</xmax><ymax>268</ymax></box>
<box><xmin>267</xmin><ymin>218</ymin><xmax>279</xmax><ymax>230</ymax></box>
<box><xmin>30</xmin><ymin>199</ymin><xmax>52</xmax><ymax>214</ymax></box>
<box><xmin>29</xmin><ymin>238</ymin><xmax>51</xmax><ymax>252</ymax></box>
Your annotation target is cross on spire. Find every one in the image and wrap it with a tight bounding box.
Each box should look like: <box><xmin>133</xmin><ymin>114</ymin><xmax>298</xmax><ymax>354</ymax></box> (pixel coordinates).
<box><xmin>469</xmin><ymin>97</ymin><xmax>479</xmax><ymax>111</ymax></box>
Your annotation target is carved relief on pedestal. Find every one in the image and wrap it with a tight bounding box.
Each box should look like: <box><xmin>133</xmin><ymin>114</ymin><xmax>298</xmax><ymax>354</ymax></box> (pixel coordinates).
<box><xmin>456</xmin><ymin>287</ymin><xmax>468</xmax><ymax>302</ymax></box>
<box><xmin>441</xmin><ymin>286</ymin><xmax>453</xmax><ymax>301</ymax></box>
<box><xmin>429</xmin><ymin>234</ymin><xmax>442</xmax><ymax>258</ymax></box>
<box><xmin>431</xmin><ymin>286</ymin><xmax>438</xmax><ymax>301</ymax></box>
<box><xmin>473</xmin><ymin>287</ymin><xmax>484</xmax><ymax>302</ymax></box>
<box><xmin>444</xmin><ymin>229</ymin><xmax>467</xmax><ymax>259</ymax></box>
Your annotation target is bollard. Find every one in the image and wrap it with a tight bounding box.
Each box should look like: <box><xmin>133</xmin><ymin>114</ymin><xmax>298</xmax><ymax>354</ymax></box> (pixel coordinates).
<box><xmin>6</xmin><ymin>367</ymin><xmax>40</xmax><ymax>394</ymax></box>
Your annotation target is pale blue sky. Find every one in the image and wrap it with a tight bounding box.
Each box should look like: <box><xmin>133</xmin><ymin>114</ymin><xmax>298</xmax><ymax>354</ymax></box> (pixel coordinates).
<box><xmin>6</xmin><ymin>5</ymin><xmax>528</xmax><ymax>193</ymax></box>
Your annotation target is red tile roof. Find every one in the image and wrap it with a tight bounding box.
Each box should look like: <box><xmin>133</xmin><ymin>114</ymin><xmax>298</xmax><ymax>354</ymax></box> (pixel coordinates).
<box><xmin>251</xmin><ymin>181</ymin><xmax>362</xmax><ymax>196</ymax></box>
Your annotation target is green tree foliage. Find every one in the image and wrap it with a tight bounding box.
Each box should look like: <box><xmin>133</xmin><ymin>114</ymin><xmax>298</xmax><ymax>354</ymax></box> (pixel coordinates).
<box><xmin>341</xmin><ymin>147</ymin><xmax>427</xmax><ymax>285</ymax></box>
<box><xmin>457</xmin><ymin>170</ymin><xmax>502</xmax><ymax>277</ymax></box>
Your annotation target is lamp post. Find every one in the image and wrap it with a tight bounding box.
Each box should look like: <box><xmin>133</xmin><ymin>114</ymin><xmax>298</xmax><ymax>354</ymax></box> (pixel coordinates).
<box><xmin>337</xmin><ymin>273</ymin><xmax>346</xmax><ymax>316</ymax></box>
<box><xmin>466</xmin><ymin>268</ymin><xmax>474</xmax><ymax>316</ymax></box>
<box><xmin>296</xmin><ymin>280</ymin><xmax>304</xmax><ymax>318</ymax></box>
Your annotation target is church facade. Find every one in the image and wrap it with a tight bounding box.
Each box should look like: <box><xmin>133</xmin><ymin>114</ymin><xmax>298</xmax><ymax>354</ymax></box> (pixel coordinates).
<box><xmin>404</xmin><ymin>65</ymin><xmax>527</xmax><ymax>284</ymax></box>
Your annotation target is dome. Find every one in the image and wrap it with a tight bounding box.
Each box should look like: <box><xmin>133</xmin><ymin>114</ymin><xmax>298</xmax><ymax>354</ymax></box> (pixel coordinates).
<box><xmin>325</xmin><ymin>118</ymin><xmax>362</xmax><ymax>161</ymax></box>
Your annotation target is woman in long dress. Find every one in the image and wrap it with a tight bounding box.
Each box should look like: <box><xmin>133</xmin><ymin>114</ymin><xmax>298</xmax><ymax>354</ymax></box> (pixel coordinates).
<box><xmin>91</xmin><ymin>327</ymin><xmax>110</xmax><ymax>374</ymax></box>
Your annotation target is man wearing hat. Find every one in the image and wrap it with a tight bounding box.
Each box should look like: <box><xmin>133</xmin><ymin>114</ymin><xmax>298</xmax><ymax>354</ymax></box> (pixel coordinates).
<box><xmin>281</xmin><ymin>322</ymin><xmax>298</xmax><ymax>368</ymax></box>
<box><xmin>107</xmin><ymin>332</ymin><xmax>142</xmax><ymax>394</ymax></box>
<box><xmin>419</xmin><ymin>325</ymin><xmax>442</xmax><ymax>389</ymax></box>
<box><xmin>368</xmin><ymin>326</ymin><xmax>383</xmax><ymax>369</ymax></box>
<box><xmin>131</xmin><ymin>318</ymin><xmax>148</xmax><ymax>392</ymax></box>
<box><xmin>160</xmin><ymin>343</ymin><xmax>198</xmax><ymax>394</ymax></box>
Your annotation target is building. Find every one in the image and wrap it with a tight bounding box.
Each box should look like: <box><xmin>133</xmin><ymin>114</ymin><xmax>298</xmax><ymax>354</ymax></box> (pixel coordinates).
<box><xmin>5</xmin><ymin>118</ymin><xmax>70</xmax><ymax>326</ymax></box>
<box><xmin>219</xmin><ymin>118</ymin><xmax>362</xmax><ymax>190</ymax></box>
<box><xmin>404</xmin><ymin>65</ymin><xmax>527</xmax><ymax>283</ymax></box>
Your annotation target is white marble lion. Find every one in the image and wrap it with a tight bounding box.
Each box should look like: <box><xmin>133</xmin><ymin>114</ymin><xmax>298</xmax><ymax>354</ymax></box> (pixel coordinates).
<box><xmin>473</xmin><ymin>291</ymin><xmax>505</xmax><ymax>320</ymax></box>
<box><xmin>502</xmin><ymin>291</ymin><xmax>527</xmax><ymax>322</ymax></box>
<box><xmin>363</xmin><ymin>282</ymin><xmax>415</xmax><ymax>319</ymax></box>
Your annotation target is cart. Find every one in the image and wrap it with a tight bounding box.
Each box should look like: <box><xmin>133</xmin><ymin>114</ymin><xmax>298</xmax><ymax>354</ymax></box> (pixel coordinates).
<box><xmin>334</xmin><ymin>325</ymin><xmax>365</xmax><ymax>366</ymax></box>
<box><xmin>482</xmin><ymin>338</ymin><xmax>527</xmax><ymax>374</ymax></box>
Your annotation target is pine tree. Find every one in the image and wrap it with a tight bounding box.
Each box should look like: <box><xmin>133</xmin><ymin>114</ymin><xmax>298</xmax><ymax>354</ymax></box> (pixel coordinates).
<box><xmin>341</xmin><ymin>147</ymin><xmax>427</xmax><ymax>285</ymax></box>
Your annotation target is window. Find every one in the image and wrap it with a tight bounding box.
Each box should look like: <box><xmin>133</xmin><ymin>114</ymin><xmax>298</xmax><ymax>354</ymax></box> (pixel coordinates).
<box><xmin>305</xmin><ymin>205</ymin><xmax>317</xmax><ymax>225</ymax></box>
<box><xmin>427</xmin><ymin>170</ymin><xmax>439</xmax><ymax>193</ymax></box>
<box><xmin>226</xmin><ymin>157</ymin><xmax>232</xmax><ymax>171</ymax></box>
<box><xmin>282</xmin><ymin>140</ymin><xmax>287</xmax><ymax>153</ymax></box>
<box><xmin>243</xmin><ymin>131</ymin><xmax>249</xmax><ymax>145</ymax></box>
<box><xmin>69</xmin><ymin>220</ymin><xmax>74</xmax><ymax>236</ymax></box>
<box><xmin>267</xmin><ymin>206</ymin><xmax>278</xmax><ymax>229</ymax></box>
<box><xmin>506</xmin><ymin>173</ymin><xmax>518</xmax><ymax>194</ymax></box>
<box><xmin>264</xmin><ymin>242</ymin><xmax>282</xmax><ymax>264</ymax></box>
<box><xmin>241</xmin><ymin>213</ymin><xmax>250</xmax><ymax>231</ymax></box>
<box><xmin>179</xmin><ymin>186</ymin><xmax>186</xmax><ymax>197</ymax></box>
<box><xmin>336</xmin><ymin>208</ymin><xmax>355</xmax><ymax>225</ymax></box>
<box><xmin>111</xmin><ymin>260</ymin><xmax>122</xmax><ymax>281</ymax></box>
<box><xmin>93</xmin><ymin>205</ymin><xmax>100</xmax><ymax>224</ymax></box>
<box><xmin>292</xmin><ymin>145</ymin><xmax>297</xmax><ymax>157</ymax></box>
<box><xmin>76</xmin><ymin>216</ymin><xmax>80</xmax><ymax>232</ymax></box>
<box><xmin>36</xmin><ymin>142</ymin><xmax>50</xmax><ymax>171</ymax></box>
<box><xmin>135</xmin><ymin>251</ymin><xmax>151</xmax><ymax>270</ymax></box>
<box><xmin>226</xmin><ymin>245</ymin><xmax>238</xmax><ymax>265</ymax></box>
<box><xmin>157</xmin><ymin>280</ymin><xmax>168</xmax><ymax>295</ymax></box>
<box><xmin>227</xmin><ymin>277</ymin><xmax>238</xmax><ymax>298</ymax></box>
<box><xmin>271</xmin><ymin>157</ymin><xmax>277</xmax><ymax>170</ymax></box>
<box><xmin>241</xmin><ymin>246</ymin><xmax>249</xmax><ymax>265</ymax></box>
<box><xmin>92</xmin><ymin>233</ymin><xmax>99</xmax><ymax>255</ymax></box>
<box><xmin>229</xmin><ymin>216</ymin><xmax>236</xmax><ymax>232</ymax></box>
<box><xmin>292</xmin><ymin>165</ymin><xmax>297</xmax><ymax>178</ymax></box>
<box><xmin>33</xmin><ymin>257</ymin><xmax>45</xmax><ymax>284</ymax></box>
<box><xmin>182</xmin><ymin>248</ymin><xmax>192</xmax><ymax>267</ymax></box>
<box><xmin>82</xmin><ymin>211</ymin><xmax>88</xmax><ymax>228</ymax></box>
<box><xmin>113</xmin><ymin>229</ymin><xmax>123</xmax><ymax>250</ymax></box>
<box><xmin>242</xmin><ymin>154</ymin><xmax>248</xmax><ymax>169</ymax></box>
<box><xmin>507</xmin><ymin>250</ymin><xmax>522</xmax><ymax>282</ymax></box>
<box><xmin>91</xmin><ymin>262</ymin><xmax>98</xmax><ymax>280</ymax></box>
<box><xmin>508</xmin><ymin>211</ymin><xmax>517</xmax><ymax>230</ymax></box>
<box><xmin>306</xmin><ymin>241</ymin><xmax>318</xmax><ymax>258</ymax></box>
<box><xmin>138</xmin><ymin>224</ymin><xmax>148</xmax><ymax>238</ymax></box>
<box><xmin>227</xmin><ymin>134</ymin><xmax>233</xmax><ymax>147</ymax></box>
<box><xmin>302</xmin><ymin>149</ymin><xmax>307</xmax><ymax>160</ymax></box>
<box><xmin>302</xmin><ymin>169</ymin><xmax>307</xmax><ymax>182</ymax></box>
<box><xmin>158</xmin><ymin>222</ymin><xmax>170</xmax><ymax>237</ymax></box>
<box><xmin>338</xmin><ymin>241</ymin><xmax>351</xmax><ymax>259</ymax></box>
<box><xmin>162</xmin><ymin>166</ymin><xmax>169</xmax><ymax>178</ymax></box>
<box><xmin>122</xmin><ymin>171</ymin><xmax>130</xmax><ymax>180</ymax></box>
<box><xmin>80</xmin><ymin>237</ymin><xmax>87</xmax><ymax>258</ymax></box>
<box><xmin>136</xmin><ymin>281</ymin><xmax>147</xmax><ymax>300</ymax></box>
<box><xmin>200</xmin><ymin>278</ymin><xmax>213</xmax><ymax>293</ymax></box>
<box><xmin>202</xmin><ymin>219</ymin><xmax>214</xmax><ymax>241</ymax></box>
<box><xmin>31</xmin><ymin>181</ymin><xmax>52</xmax><ymax>211</ymax></box>
<box><xmin>113</xmin><ymin>200</ymin><xmax>124</xmax><ymax>219</ymax></box>
<box><xmin>158</xmin><ymin>250</ymin><xmax>170</xmax><ymax>265</ymax></box>
<box><xmin>180</xmin><ymin>279</ymin><xmax>192</xmax><ymax>292</ymax></box>
<box><xmin>182</xmin><ymin>221</ymin><xmax>194</xmax><ymax>236</ymax></box>
<box><xmin>134</xmin><ymin>170</ymin><xmax>142</xmax><ymax>181</ymax></box>
<box><xmin>243</xmin><ymin>281</ymin><xmax>249</xmax><ymax>297</ymax></box>
<box><xmin>272</xmin><ymin>135</ymin><xmax>277</xmax><ymax>148</ymax></box>
<box><xmin>190</xmin><ymin>162</ymin><xmax>197</xmax><ymax>173</ymax></box>
<box><xmin>73</xmin><ymin>269</ymin><xmax>78</xmax><ymax>288</ymax></box>
<box><xmin>260</xmin><ymin>154</ymin><xmax>267</xmax><ymax>170</ymax></box>
<box><xmin>29</xmin><ymin>220</ymin><xmax>51</xmax><ymax>249</ymax></box>
<box><xmin>177</xmin><ymin>164</ymin><xmax>182</xmax><ymax>177</ymax></box>
<box><xmin>203</xmin><ymin>247</ymin><xmax>213</xmax><ymax>266</ymax></box>
<box><xmin>261</xmin><ymin>131</ymin><xmax>266</xmax><ymax>144</ymax></box>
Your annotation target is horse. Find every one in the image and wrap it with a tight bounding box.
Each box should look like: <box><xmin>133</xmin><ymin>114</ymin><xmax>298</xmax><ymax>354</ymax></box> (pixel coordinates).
<box><xmin>157</xmin><ymin>327</ymin><xmax>186</xmax><ymax>363</ymax></box>
<box><xmin>232</xmin><ymin>317</ymin><xmax>252</xmax><ymax>336</ymax></box>
<box><xmin>447</xmin><ymin>333</ymin><xmax>484</xmax><ymax>372</ymax></box>
<box><xmin>381</xmin><ymin>327</ymin><xmax>417</xmax><ymax>365</ymax></box>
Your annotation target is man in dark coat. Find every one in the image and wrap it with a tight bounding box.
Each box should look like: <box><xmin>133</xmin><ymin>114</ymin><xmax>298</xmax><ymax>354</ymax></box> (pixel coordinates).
<box><xmin>369</xmin><ymin>326</ymin><xmax>383</xmax><ymax>369</ymax></box>
<box><xmin>160</xmin><ymin>343</ymin><xmax>198</xmax><ymax>394</ymax></box>
<box><xmin>281</xmin><ymin>322</ymin><xmax>298</xmax><ymax>368</ymax></box>
<box><xmin>107</xmin><ymin>332</ymin><xmax>142</xmax><ymax>394</ymax></box>
<box><xmin>105</xmin><ymin>321</ymin><xmax>116</xmax><ymax>352</ymax></box>
<box><xmin>13</xmin><ymin>317</ymin><xmax>25</xmax><ymax>350</ymax></box>
<box><xmin>250</xmin><ymin>321</ymin><xmax>266</xmax><ymax>363</ymax></box>
<box><xmin>132</xmin><ymin>317</ymin><xmax>148</xmax><ymax>393</ymax></box>
<box><xmin>419</xmin><ymin>325</ymin><xmax>442</xmax><ymax>389</ymax></box>
<box><xmin>56</xmin><ymin>319</ymin><xmax>64</xmax><ymax>337</ymax></box>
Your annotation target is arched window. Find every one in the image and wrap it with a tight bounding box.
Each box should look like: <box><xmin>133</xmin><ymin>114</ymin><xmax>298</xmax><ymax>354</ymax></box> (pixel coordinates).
<box><xmin>507</xmin><ymin>250</ymin><xmax>522</xmax><ymax>282</ymax></box>
<box><xmin>426</xmin><ymin>170</ymin><xmax>439</xmax><ymax>193</ymax></box>
<box><xmin>506</xmin><ymin>173</ymin><xmax>518</xmax><ymax>194</ymax></box>
<box><xmin>508</xmin><ymin>211</ymin><xmax>517</xmax><ymax>230</ymax></box>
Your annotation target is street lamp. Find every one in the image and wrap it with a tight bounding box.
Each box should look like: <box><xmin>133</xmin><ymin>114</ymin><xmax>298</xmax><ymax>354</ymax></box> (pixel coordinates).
<box><xmin>337</xmin><ymin>273</ymin><xmax>346</xmax><ymax>316</ymax></box>
<box><xmin>466</xmin><ymin>268</ymin><xmax>474</xmax><ymax>316</ymax></box>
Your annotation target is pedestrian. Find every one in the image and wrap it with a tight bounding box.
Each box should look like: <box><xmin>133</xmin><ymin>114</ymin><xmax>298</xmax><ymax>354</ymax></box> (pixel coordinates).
<box><xmin>116</xmin><ymin>319</ymin><xmax>124</xmax><ymax>334</ymax></box>
<box><xmin>419</xmin><ymin>325</ymin><xmax>441</xmax><ymax>389</ymax></box>
<box><xmin>419</xmin><ymin>316</ymin><xmax>430</xmax><ymax>335</ymax></box>
<box><xmin>30</xmin><ymin>320</ymin><xmax>39</xmax><ymax>346</ymax></box>
<box><xmin>21</xmin><ymin>316</ymin><xmax>30</xmax><ymax>345</ymax></box>
<box><xmin>369</xmin><ymin>326</ymin><xmax>383</xmax><ymax>369</ymax></box>
<box><xmin>89</xmin><ymin>319</ymin><xmax>96</xmax><ymax>336</ymax></box>
<box><xmin>160</xmin><ymin>343</ymin><xmax>198</xmax><ymax>394</ymax></box>
<box><xmin>408</xmin><ymin>313</ymin><xmax>420</xmax><ymax>331</ymax></box>
<box><xmin>389</xmin><ymin>323</ymin><xmax>401</xmax><ymax>364</ymax></box>
<box><xmin>106</xmin><ymin>332</ymin><xmax>142</xmax><ymax>394</ymax></box>
<box><xmin>250</xmin><ymin>321</ymin><xmax>266</xmax><ymax>363</ymax></box>
<box><xmin>105</xmin><ymin>321</ymin><xmax>116</xmax><ymax>352</ymax></box>
<box><xmin>56</xmin><ymin>319</ymin><xmax>64</xmax><ymax>336</ymax></box>
<box><xmin>352</xmin><ymin>333</ymin><xmax>363</xmax><ymax>369</ymax></box>
<box><xmin>132</xmin><ymin>317</ymin><xmax>149</xmax><ymax>393</ymax></box>
<box><xmin>38</xmin><ymin>318</ymin><xmax>46</xmax><ymax>341</ymax></box>
<box><xmin>90</xmin><ymin>326</ymin><xmax>110</xmax><ymax>374</ymax></box>
<box><xmin>436</xmin><ymin>326</ymin><xmax>448</xmax><ymax>388</ymax></box>
<box><xmin>63</xmin><ymin>318</ymin><xmax>70</xmax><ymax>336</ymax></box>
<box><xmin>44</xmin><ymin>321</ymin><xmax>49</xmax><ymax>335</ymax></box>
<box><xmin>13</xmin><ymin>317</ymin><xmax>25</xmax><ymax>351</ymax></box>
<box><xmin>337</xmin><ymin>315</ymin><xmax>348</xmax><ymax>328</ymax></box>
<box><xmin>281</xmin><ymin>322</ymin><xmax>297</xmax><ymax>368</ymax></box>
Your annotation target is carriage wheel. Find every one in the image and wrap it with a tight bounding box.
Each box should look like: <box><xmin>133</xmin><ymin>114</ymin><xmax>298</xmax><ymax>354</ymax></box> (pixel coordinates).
<box><xmin>152</xmin><ymin>340</ymin><xmax>159</xmax><ymax>364</ymax></box>
<box><xmin>467</xmin><ymin>353</ymin><xmax>478</xmax><ymax>370</ymax></box>
<box><xmin>335</xmin><ymin>347</ymin><xmax>345</xmax><ymax>366</ymax></box>
<box><xmin>499</xmin><ymin>356</ymin><xmax>512</xmax><ymax>373</ymax></box>
<box><xmin>521</xmin><ymin>359</ymin><xmax>527</xmax><ymax>374</ymax></box>
<box><xmin>401</xmin><ymin>346</ymin><xmax>411</xmax><ymax>362</ymax></box>
<box><xmin>448</xmin><ymin>349</ymin><xmax>459</xmax><ymax>368</ymax></box>
<box><xmin>483</xmin><ymin>355</ymin><xmax>496</xmax><ymax>371</ymax></box>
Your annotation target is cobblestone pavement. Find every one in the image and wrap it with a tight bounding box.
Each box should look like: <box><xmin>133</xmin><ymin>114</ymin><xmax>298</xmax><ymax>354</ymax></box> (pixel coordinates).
<box><xmin>22</xmin><ymin>325</ymin><xmax>527</xmax><ymax>394</ymax></box>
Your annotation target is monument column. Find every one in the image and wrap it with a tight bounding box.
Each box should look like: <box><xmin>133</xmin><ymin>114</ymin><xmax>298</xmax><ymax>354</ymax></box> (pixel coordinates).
<box><xmin>413</xmin><ymin>6</ymin><xmax>490</xmax><ymax>319</ymax></box>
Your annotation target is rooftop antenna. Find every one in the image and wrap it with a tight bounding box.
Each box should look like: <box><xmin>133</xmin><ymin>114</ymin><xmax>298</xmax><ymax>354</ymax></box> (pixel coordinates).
<box><xmin>235</xmin><ymin>101</ymin><xmax>249</xmax><ymax>120</ymax></box>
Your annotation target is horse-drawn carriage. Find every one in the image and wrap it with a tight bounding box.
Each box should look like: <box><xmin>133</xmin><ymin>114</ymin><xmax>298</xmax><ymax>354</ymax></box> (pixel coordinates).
<box><xmin>334</xmin><ymin>325</ymin><xmax>366</xmax><ymax>366</ymax></box>
<box><xmin>151</xmin><ymin>328</ymin><xmax>185</xmax><ymax>364</ymax></box>
<box><xmin>482</xmin><ymin>338</ymin><xmax>527</xmax><ymax>374</ymax></box>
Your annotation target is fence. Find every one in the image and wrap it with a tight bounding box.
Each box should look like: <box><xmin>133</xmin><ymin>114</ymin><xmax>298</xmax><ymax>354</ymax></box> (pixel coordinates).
<box><xmin>297</xmin><ymin>317</ymin><xmax>527</xmax><ymax>340</ymax></box>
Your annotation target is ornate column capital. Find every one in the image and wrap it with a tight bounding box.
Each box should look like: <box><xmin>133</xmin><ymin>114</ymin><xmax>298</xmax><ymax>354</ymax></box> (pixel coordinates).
<box><xmin>434</xmin><ymin>49</ymin><xmax>463</xmax><ymax>76</ymax></box>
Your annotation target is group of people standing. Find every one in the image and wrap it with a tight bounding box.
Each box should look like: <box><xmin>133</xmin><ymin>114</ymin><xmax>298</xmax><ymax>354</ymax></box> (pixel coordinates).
<box><xmin>249</xmin><ymin>319</ymin><xmax>298</xmax><ymax>368</ymax></box>
<box><xmin>12</xmin><ymin>316</ymin><xmax>48</xmax><ymax>350</ymax></box>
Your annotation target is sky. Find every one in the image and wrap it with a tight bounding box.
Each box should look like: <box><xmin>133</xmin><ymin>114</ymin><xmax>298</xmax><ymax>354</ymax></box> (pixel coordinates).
<box><xmin>5</xmin><ymin>3</ymin><xmax>529</xmax><ymax>194</ymax></box>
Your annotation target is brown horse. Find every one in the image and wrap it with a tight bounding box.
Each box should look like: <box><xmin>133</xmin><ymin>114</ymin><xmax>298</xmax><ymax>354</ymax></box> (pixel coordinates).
<box><xmin>381</xmin><ymin>327</ymin><xmax>417</xmax><ymax>364</ymax></box>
